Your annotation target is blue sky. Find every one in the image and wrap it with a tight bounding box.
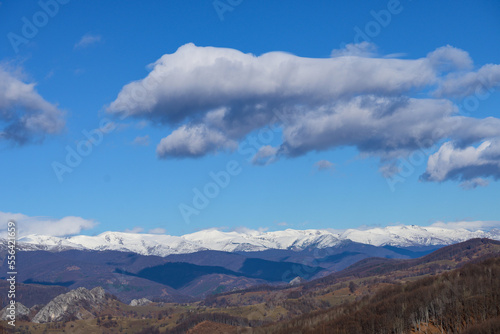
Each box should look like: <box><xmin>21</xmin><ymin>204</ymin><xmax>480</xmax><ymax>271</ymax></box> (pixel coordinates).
<box><xmin>1</xmin><ymin>0</ymin><xmax>500</xmax><ymax>236</ymax></box>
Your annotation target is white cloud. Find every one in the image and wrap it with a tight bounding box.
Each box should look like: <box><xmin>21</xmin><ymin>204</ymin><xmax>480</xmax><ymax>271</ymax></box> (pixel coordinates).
<box><xmin>279</xmin><ymin>97</ymin><xmax>500</xmax><ymax>158</ymax></box>
<box><xmin>74</xmin><ymin>34</ymin><xmax>102</xmax><ymax>49</ymax></box>
<box><xmin>435</xmin><ymin>64</ymin><xmax>500</xmax><ymax>98</ymax></box>
<box><xmin>0</xmin><ymin>211</ymin><xmax>97</xmax><ymax>237</ymax></box>
<box><xmin>108</xmin><ymin>43</ymin><xmax>436</xmax><ymax>121</ymax></box>
<box><xmin>421</xmin><ymin>140</ymin><xmax>500</xmax><ymax>183</ymax></box>
<box><xmin>430</xmin><ymin>220</ymin><xmax>500</xmax><ymax>231</ymax></box>
<box><xmin>106</xmin><ymin>43</ymin><xmax>500</xmax><ymax>187</ymax></box>
<box><xmin>0</xmin><ymin>66</ymin><xmax>65</xmax><ymax>144</ymax></box>
<box><xmin>426</xmin><ymin>45</ymin><xmax>473</xmax><ymax>73</ymax></box>
<box><xmin>148</xmin><ymin>227</ymin><xmax>166</xmax><ymax>234</ymax></box>
<box><xmin>107</xmin><ymin>43</ymin><xmax>442</xmax><ymax>160</ymax></box>
<box><xmin>156</xmin><ymin>123</ymin><xmax>237</xmax><ymax>158</ymax></box>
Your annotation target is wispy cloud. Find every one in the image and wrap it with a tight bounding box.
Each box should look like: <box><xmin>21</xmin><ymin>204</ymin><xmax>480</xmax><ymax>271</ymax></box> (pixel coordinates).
<box><xmin>252</xmin><ymin>145</ymin><xmax>279</xmax><ymax>166</ymax></box>
<box><xmin>230</xmin><ymin>226</ymin><xmax>269</xmax><ymax>234</ymax></box>
<box><xmin>149</xmin><ymin>227</ymin><xmax>166</xmax><ymax>234</ymax></box>
<box><xmin>430</xmin><ymin>220</ymin><xmax>500</xmax><ymax>231</ymax></box>
<box><xmin>132</xmin><ymin>135</ymin><xmax>150</xmax><ymax>146</ymax></box>
<box><xmin>314</xmin><ymin>160</ymin><xmax>335</xmax><ymax>172</ymax></box>
<box><xmin>331</xmin><ymin>41</ymin><xmax>377</xmax><ymax>57</ymax></box>
<box><xmin>124</xmin><ymin>227</ymin><xmax>144</xmax><ymax>233</ymax></box>
<box><xmin>122</xmin><ymin>227</ymin><xmax>166</xmax><ymax>234</ymax></box>
<box><xmin>459</xmin><ymin>178</ymin><xmax>490</xmax><ymax>190</ymax></box>
<box><xmin>74</xmin><ymin>34</ymin><xmax>102</xmax><ymax>49</ymax></box>
<box><xmin>73</xmin><ymin>68</ymin><xmax>85</xmax><ymax>76</ymax></box>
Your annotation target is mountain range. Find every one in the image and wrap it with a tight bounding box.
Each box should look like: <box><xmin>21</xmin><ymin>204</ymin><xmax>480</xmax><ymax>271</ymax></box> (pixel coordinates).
<box><xmin>1</xmin><ymin>225</ymin><xmax>500</xmax><ymax>309</ymax></box>
<box><xmin>0</xmin><ymin>241</ymin><xmax>432</xmax><ymax>305</ymax></box>
<box><xmin>2</xmin><ymin>238</ymin><xmax>500</xmax><ymax>333</ymax></box>
<box><xmin>10</xmin><ymin>224</ymin><xmax>500</xmax><ymax>256</ymax></box>
<box><xmin>0</xmin><ymin>225</ymin><xmax>498</xmax><ymax>306</ymax></box>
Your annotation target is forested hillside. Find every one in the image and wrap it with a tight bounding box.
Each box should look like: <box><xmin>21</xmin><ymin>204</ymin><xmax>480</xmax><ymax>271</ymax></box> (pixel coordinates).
<box><xmin>253</xmin><ymin>257</ymin><xmax>500</xmax><ymax>333</ymax></box>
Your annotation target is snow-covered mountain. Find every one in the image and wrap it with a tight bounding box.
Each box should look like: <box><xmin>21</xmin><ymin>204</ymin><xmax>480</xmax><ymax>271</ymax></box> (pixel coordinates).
<box><xmin>11</xmin><ymin>225</ymin><xmax>500</xmax><ymax>257</ymax></box>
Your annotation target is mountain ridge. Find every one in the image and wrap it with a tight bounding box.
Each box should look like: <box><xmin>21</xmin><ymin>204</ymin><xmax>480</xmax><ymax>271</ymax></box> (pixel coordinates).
<box><xmin>8</xmin><ymin>225</ymin><xmax>500</xmax><ymax>257</ymax></box>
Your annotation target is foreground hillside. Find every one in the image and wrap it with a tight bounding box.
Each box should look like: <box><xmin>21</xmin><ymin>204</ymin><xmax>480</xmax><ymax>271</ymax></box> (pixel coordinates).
<box><xmin>255</xmin><ymin>255</ymin><xmax>500</xmax><ymax>333</ymax></box>
<box><xmin>1</xmin><ymin>238</ymin><xmax>499</xmax><ymax>333</ymax></box>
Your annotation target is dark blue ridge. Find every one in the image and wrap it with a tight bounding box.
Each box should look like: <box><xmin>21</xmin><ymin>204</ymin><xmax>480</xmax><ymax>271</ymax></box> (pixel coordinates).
<box><xmin>115</xmin><ymin>259</ymin><xmax>325</xmax><ymax>289</ymax></box>
<box><xmin>22</xmin><ymin>279</ymin><xmax>75</xmax><ymax>287</ymax></box>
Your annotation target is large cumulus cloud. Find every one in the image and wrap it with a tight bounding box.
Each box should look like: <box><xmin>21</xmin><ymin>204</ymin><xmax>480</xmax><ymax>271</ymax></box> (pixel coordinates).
<box><xmin>107</xmin><ymin>43</ymin><xmax>437</xmax><ymax>121</ymax></box>
<box><xmin>0</xmin><ymin>66</ymin><xmax>65</xmax><ymax>145</ymax></box>
<box><xmin>107</xmin><ymin>43</ymin><xmax>500</xmax><ymax>187</ymax></box>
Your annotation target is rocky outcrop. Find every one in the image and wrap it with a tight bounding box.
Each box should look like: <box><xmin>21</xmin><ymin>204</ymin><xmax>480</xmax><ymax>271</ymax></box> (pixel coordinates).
<box><xmin>0</xmin><ymin>302</ymin><xmax>30</xmax><ymax>320</ymax></box>
<box><xmin>289</xmin><ymin>276</ymin><xmax>305</xmax><ymax>286</ymax></box>
<box><xmin>32</xmin><ymin>287</ymin><xmax>106</xmax><ymax>323</ymax></box>
<box><xmin>129</xmin><ymin>298</ymin><xmax>152</xmax><ymax>306</ymax></box>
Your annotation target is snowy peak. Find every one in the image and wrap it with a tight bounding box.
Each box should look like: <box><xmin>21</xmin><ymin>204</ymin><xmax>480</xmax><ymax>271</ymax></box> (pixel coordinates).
<box><xmin>12</xmin><ymin>224</ymin><xmax>500</xmax><ymax>257</ymax></box>
<box><xmin>339</xmin><ymin>225</ymin><xmax>495</xmax><ymax>247</ymax></box>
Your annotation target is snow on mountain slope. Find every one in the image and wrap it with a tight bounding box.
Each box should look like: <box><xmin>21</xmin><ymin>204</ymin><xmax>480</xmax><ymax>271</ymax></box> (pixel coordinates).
<box><xmin>16</xmin><ymin>235</ymin><xmax>85</xmax><ymax>251</ymax></box>
<box><xmin>12</xmin><ymin>225</ymin><xmax>500</xmax><ymax>256</ymax></box>
<box><xmin>68</xmin><ymin>233</ymin><xmax>201</xmax><ymax>256</ymax></box>
<box><xmin>339</xmin><ymin>225</ymin><xmax>495</xmax><ymax>247</ymax></box>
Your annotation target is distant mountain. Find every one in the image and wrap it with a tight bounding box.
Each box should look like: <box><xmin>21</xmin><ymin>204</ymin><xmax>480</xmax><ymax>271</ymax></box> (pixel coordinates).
<box><xmin>0</xmin><ymin>240</ymin><xmax>433</xmax><ymax>306</ymax></box>
<box><xmin>9</xmin><ymin>225</ymin><xmax>500</xmax><ymax>256</ymax></box>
